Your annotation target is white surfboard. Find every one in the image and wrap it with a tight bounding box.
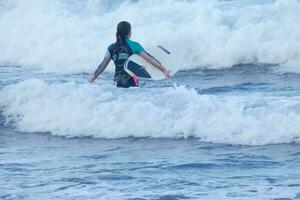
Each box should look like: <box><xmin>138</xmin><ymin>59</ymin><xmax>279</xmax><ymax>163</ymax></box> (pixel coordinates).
<box><xmin>124</xmin><ymin>46</ymin><xmax>173</xmax><ymax>80</ymax></box>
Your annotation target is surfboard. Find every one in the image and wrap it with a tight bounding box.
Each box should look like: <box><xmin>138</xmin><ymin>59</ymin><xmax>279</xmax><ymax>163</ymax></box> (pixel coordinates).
<box><xmin>124</xmin><ymin>46</ymin><xmax>172</xmax><ymax>80</ymax></box>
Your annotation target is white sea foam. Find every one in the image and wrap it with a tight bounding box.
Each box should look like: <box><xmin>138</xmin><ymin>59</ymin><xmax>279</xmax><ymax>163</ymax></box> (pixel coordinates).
<box><xmin>1</xmin><ymin>79</ymin><xmax>300</xmax><ymax>145</ymax></box>
<box><xmin>0</xmin><ymin>0</ymin><xmax>300</xmax><ymax>72</ymax></box>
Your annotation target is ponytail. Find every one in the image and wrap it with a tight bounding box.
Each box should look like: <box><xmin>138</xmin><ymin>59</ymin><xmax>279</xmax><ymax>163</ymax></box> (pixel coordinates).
<box><xmin>116</xmin><ymin>21</ymin><xmax>131</xmax><ymax>47</ymax></box>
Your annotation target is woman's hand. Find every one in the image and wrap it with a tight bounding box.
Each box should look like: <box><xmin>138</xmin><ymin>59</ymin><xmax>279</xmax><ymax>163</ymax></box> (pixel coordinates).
<box><xmin>162</xmin><ymin>68</ymin><xmax>170</xmax><ymax>79</ymax></box>
<box><xmin>88</xmin><ymin>76</ymin><xmax>95</xmax><ymax>83</ymax></box>
<box><xmin>89</xmin><ymin>51</ymin><xmax>112</xmax><ymax>84</ymax></box>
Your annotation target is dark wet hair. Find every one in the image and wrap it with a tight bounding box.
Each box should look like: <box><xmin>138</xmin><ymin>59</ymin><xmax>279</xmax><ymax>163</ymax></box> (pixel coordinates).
<box><xmin>116</xmin><ymin>21</ymin><xmax>131</xmax><ymax>46</ymax></box>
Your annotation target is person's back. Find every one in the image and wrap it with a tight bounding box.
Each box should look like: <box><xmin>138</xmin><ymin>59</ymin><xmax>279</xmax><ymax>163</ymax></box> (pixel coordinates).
<box><xmin>108</xmin><ymin>37</ymin><xmax>144</xmax><ymax>87</ymax></box>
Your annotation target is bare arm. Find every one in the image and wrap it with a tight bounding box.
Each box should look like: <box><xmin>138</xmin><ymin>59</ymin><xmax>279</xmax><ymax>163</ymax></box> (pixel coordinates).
<box><xmin>139</xmin><ymin>51</ymin><xmax>170</xmax><ymax>79</ymax></box>
<box><xmin>89</xmin><ymin>51</ymin><xmax>111</xmax><ymax>83</ymax></box>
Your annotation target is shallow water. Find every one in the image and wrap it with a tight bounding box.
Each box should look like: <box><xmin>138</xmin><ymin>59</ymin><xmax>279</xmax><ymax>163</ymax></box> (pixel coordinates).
<box><xmin>1</xmin><ymin>128</ymin><xmax>300</xmax><ymax>200</ymax></box>
<box><xmin>1</xmin><ymin>0</ymin><xmax>300</xmax><ymax>199</ymax></box>
<box><xmin>1</xmin><ymin>66</ymin><xmax>300</xmax><ymax>199</ymax></box>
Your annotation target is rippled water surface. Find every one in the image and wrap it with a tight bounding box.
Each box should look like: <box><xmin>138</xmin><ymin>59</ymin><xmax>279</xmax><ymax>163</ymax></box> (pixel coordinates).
<box><xmin>1</xmin><ymin>128</ymin><xmax>300</xmax><ymax>200</ymax></box>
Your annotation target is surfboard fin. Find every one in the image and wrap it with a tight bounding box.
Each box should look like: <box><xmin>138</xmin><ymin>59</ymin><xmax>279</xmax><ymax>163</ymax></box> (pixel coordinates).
<box><xmin>157</xmin><ymin>46</ymin><xmax>171</xmax><ymax>54</ymax></box>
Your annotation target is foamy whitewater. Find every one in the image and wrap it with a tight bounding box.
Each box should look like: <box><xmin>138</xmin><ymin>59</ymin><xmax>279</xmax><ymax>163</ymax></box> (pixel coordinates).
<box><xmin>1</xmin><ymin>78</ymin><xmax>300</xmax><ymax>145</ymax></box>
<box><xmin>1</xmin><ymin>0</ymin><xmax>300</xmax><ymax>72</ymax></box>
<box><xmin>1</xmin><ymin>0</ymin><xmax>300</xmax><ymax>199</ymax></box>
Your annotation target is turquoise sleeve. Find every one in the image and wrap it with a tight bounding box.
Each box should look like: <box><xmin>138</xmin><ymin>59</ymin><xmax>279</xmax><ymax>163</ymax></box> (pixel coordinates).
<box><xmin>127</xmin><ymin>39</ymin><xmax>144</xmax><ymax>54</ymax></box>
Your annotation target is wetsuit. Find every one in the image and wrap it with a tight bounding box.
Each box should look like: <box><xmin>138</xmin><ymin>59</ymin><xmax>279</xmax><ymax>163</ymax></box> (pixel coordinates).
<box><xmin>108</xmin><ymin>39</ymin><xmax>144</xmax><ymax>88</ymax></box>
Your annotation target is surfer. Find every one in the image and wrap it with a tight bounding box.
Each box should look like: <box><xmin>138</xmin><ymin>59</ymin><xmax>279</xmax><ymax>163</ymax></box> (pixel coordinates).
<box><xmin>89</xmin><ymin>21</ymin><xmax>170</xmax><ymax>88</ymax></box>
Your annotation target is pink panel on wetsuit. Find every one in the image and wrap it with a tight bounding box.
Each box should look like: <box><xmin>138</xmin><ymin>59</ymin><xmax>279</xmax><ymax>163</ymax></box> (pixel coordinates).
<box><xmin>132</xmin><ymin>75</ymin><xmax>139</xmax><ymax>86</ymax></box>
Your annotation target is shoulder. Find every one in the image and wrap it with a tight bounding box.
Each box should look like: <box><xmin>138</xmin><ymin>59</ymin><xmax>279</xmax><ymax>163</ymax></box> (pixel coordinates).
<box><xmin>127</xmin><ymin>39</ymin><xmax>143</xmax><ymax>48</ymax></box>
<box><xmin>127</xmin><ymin>39</ymin><xmax>144</xmax><ymax>54</ymax></box>
<box><xmin>107</xmin><ymin>43</ymin><xmax>116</xmax><ymax>54</ymax></box>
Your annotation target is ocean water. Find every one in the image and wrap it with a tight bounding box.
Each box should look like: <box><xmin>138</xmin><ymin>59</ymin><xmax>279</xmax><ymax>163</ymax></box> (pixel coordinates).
<box><xmin>1</xmin><ymin>0</ymin><xmax>300</xmax><ymax>199</ymax></box>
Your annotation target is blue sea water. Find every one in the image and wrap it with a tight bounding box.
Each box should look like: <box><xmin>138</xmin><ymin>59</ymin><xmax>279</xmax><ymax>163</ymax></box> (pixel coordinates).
<box><xmin>1</xmin><ymin>0</ymin><xmax>300</xmax><ymax>199</ymax></box>
<box><xmin>1</xmin><ymin>128</ymin><xmax>300</xmax><ymax>200</ymax></box>
<box><xmin>1</xmin><ymin>66</ymin><xmax>300</xmax><ymax>200</ymax></box>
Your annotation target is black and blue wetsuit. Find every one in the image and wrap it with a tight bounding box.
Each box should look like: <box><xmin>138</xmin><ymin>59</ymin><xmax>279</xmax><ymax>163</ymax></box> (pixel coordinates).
<box><xmin>108</xmin><ymin>39</ymin><xmax>144</xmax><ymax>88</ymax></box>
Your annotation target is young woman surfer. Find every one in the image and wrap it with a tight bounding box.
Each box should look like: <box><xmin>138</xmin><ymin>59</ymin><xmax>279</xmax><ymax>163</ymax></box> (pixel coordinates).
<box><xmin>89</xmin><ymin>21</ymin><xmax>170</xmax><ymax>88</ymax></box>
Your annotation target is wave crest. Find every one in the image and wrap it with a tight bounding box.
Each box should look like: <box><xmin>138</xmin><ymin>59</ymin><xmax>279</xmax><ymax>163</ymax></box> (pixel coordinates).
<box><xmin>1</xmin><ymin>79</ymin><xmax>300</xmax><ymax>145</ymax></box>
<box><xmin>0</xmin><ymin>0</ymin><xmax>300</xmax><ymax>72</ymax></box>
